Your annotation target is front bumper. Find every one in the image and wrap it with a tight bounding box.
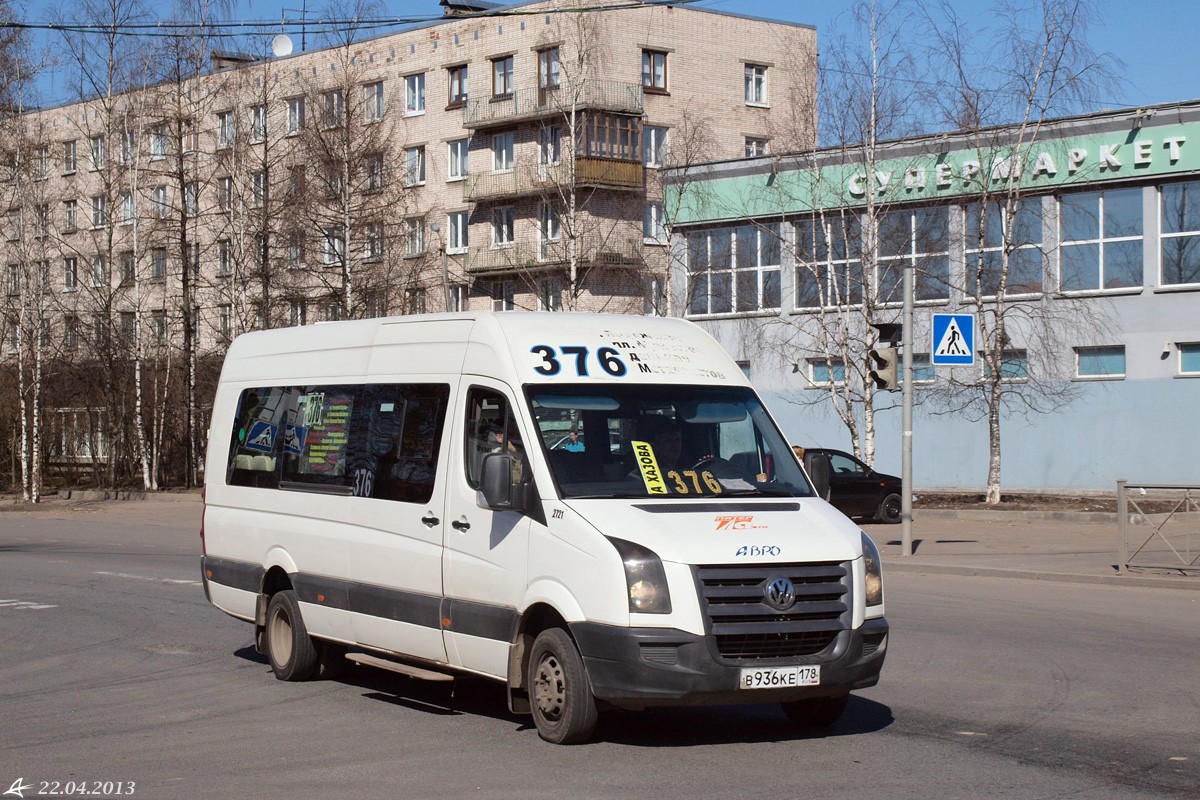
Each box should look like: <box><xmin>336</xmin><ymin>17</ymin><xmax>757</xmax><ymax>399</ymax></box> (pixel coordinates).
<box><xmin>569</xmin><ymin>617</ymin><xmax>888</xmax><ymax>710</ymax></box>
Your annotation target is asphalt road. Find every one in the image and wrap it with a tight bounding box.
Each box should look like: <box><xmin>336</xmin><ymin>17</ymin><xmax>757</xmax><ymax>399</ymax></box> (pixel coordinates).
<box><xmin>1</xmin><ymin>501</ymin><xmax>1197</xmax><ymax>799</ymax></box>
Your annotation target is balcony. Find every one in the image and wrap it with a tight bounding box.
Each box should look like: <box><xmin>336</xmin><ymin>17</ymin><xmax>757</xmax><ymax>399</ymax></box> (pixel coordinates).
<box><xmin>463</xmin><ymin>159</ymin><xmax>644</xmax><ymax>202</ymax></box>
<box><xmin>463</xmin><ymin>234</ymin><xmax>646</xmax><ymax>276</ymax></box>
<box><xmin>463</xmin><ymin>80</ymin><xmax>643</xmax><ymax>130</ymax></box>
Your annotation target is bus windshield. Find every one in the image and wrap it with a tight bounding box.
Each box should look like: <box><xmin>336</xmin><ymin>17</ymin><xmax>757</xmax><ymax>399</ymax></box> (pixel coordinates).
<box><xmin>527</xmin><ymin>384</ymin><xmax>815</xmax><ymax>500</ymax></box>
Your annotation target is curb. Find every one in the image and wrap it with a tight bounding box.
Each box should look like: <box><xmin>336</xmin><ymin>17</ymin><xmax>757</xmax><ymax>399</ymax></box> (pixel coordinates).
<box><xmin>914</xmin><ymin>509</ymin><xmax>1118</xmax><ymax>523</ymax></box>
<box><xmin>59</xmin><ymin>489</ymin><xmax>149</xmax><ymax>502</ymax></box>
<box><xmin>884</xmin><ymin>559</ymin><xmax>1200</xmax><ymax>591</ymax></box>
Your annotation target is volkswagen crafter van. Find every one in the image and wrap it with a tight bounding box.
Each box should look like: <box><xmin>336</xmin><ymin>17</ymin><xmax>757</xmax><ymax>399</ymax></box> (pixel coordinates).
<box><xmin>201</xmin><ymin>312</ymin><xmax>887</xmax><ymax>744</ymax></box>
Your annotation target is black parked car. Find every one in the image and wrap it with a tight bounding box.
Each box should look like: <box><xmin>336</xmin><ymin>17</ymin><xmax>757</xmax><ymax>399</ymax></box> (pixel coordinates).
<box><xmin>804</xmin><ymin>448</ymin><xmax>902</xmax><ymax>524</ymax></box>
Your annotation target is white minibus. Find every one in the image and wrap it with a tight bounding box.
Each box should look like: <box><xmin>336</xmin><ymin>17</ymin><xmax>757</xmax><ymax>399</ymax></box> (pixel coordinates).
<box><xmin>201</xmin><ymin>312</ymin><xmax>887</xmax><ymax>743</ymax></box>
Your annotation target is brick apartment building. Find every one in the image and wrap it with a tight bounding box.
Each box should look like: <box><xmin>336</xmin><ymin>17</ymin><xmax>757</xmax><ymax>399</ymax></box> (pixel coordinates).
<box><xmin>0</xmin><ymin>0</ymin><xmax>814</xmax><ymax>483</ymax></box>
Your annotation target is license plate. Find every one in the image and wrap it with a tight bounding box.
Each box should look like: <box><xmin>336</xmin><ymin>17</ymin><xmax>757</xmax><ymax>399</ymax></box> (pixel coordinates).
<box><xmin>739</xmin><ymin>665</ymin><xmax>820</xmax><ymax>690</ymax></box>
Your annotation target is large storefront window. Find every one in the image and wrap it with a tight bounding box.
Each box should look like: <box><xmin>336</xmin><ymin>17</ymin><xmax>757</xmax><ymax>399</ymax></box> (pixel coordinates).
<box><xmin>794</xmin><ymin>213</ymin><xmax>862</xmax><ymax>309</ymax></box>
<box><xmin>686</xmin><ymin>224</ymin><xmax>780</xmax><ymax>315</ymax></box>
<box><xmin>1059</xmin><ymin>187</ymin><xmax>1142</xmax><ymax>292</ymax></box>
<box><xmin>1160</xmin><ymin>181</ymin><xmax>1200</xmax><ymax>286</ymax></box>
<box><xmin>877</xmin><ymin>206</ymin><xmax>950</xmax><ymax>304</ymax></box>
<box><xmin>964</xmin><ymin>200</ymin><xmax>1044</xmax><ymax>296</ymax></box>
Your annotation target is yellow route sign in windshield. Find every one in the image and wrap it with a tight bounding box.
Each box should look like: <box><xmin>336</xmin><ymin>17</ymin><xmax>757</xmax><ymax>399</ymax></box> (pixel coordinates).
<box><xmin>631</xmin><ymin>440</ymin><xmax>668</xmax><ymax>495</ymax></box>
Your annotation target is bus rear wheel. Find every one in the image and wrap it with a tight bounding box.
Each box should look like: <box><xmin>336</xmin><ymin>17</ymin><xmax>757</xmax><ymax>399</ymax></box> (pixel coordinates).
<box><xmin>265</xmin><ymin>590</ymin><xmax>319</xmax><ymax>682</ymax></box>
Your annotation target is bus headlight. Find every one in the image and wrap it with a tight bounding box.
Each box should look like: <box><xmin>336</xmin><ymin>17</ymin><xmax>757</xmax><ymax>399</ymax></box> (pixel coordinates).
<box><xmin>862</xmin><ymin>531</ymin><xmax>884</xmax><ymax>607</ymax></box>
<box><xmin>606</xmin><ymin>537</ymin><xmax>672</xmax><ymax>614</ymax></box>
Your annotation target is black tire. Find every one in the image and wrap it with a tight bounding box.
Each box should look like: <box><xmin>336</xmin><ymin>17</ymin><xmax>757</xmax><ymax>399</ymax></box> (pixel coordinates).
<box><xmin>264</xmin><ymin>590</ymin><xmax>319</xmax><ymax>682</ymax></box>
<box><xmin>780</xmin><ymin>693</ymin><xmax>850</xmax><ymax>727</ymax></box>
<box><xmin>527</xmin><ymin>628</ymin><xmax>598</xmax><ymax>744</ymax></box>
<box><xmin>875</xmin><ymin>492</ymin><xmax>902</xmax><ymax>524</ymax></box>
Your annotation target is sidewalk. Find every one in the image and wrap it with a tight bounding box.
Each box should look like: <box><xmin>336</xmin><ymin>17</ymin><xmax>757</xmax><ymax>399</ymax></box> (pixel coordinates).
<box><xmin>4</xmin><ymin>490</ymin><xmax>1198</xmax><ymax>591</ymax></box>
<box><xmin>869</xmin><ymin>510</ymin><xmax>1200</xmax><ymax>591</ymax></box>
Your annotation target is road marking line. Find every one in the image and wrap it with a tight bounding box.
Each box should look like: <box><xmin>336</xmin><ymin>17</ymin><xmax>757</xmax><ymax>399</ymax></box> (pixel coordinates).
<box><xmin>0</xmin><ymin>599</ymin><xmax>58</xmax><ymax>610</ymax></box>
<box><xmin>93</xmin><ymin>571</ymin><xmax>202</xmax><ymax>587</ymax></box>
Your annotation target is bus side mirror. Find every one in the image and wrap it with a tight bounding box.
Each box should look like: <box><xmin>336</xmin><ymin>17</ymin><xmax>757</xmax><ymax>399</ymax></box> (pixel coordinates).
<box><xmin>479</xmin><ymin>453</ymin><xmax>522</xmax><ymax>511</ymax></box>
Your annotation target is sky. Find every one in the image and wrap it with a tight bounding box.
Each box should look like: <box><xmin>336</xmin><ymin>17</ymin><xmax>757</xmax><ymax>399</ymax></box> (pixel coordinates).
<box><xmin>18</xmin><ymin>0</ymin><xmax>1200</xmax><ymax>112</ymax></box>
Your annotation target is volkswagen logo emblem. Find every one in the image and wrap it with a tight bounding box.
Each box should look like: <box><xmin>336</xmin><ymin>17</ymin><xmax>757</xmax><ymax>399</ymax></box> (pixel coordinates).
<box><xmin>764</xmin><ymin>576</ymin><xmax>796</xmax><ymax>611</ymax></box>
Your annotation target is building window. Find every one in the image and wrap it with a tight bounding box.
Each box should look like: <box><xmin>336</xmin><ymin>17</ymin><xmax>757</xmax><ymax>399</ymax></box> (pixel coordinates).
<box><xmin>218</xmin><ymin>304</ymin><xmax>232</xmax><ymax>343</ymax></box>
<box><xmin>402</xmin><ymin>75</ymin><xmax>423</xmax><ymax>116</ymax></box>
<box><xmin>6</xmin><ymin>264</ymin><xmax>18</xmax><ymax>295</ymax></box>
<box><xmin>795</xmin><ymin>214</ymin><xmax>862</xmax><ymax>309</ymax></box>
<box><xmin>492</xmin><ymin>206</ymin><xmax>515</xmax><ymax>247</ymax></box>
<box><xmin>63</xmin><ymin>315</ymin><xmax>80</xmax><ymax>351</ymax></box>
<box><xmin>216</xmin><ymin>239</ymin><xmax>232</xmax><ymax>277</ymax></box>
<box><xmin>744</xmin><ymin>137</ymin><xmax>769</xmax><ymax>157</ymax></box>
<box><xmin>118</xmin><ymin>130</ymin><xmax>135</xmax><ymax>166</ymax></box>
<box><xmin>535</xmin><ymin>130</ymin><xmax>559</xmax><ymax>177</ymax></box>
<box><xmin>1075</xmin><ymin>345</ymin><xmax>1126</xmax><ymax>380</ymax></box>
<box><xmin>491</xmin><ymin>280</ymin><xmax>514</xmax><ymax>311</ymax></box>
<box><xmin>404</xmin><ymin>287</ymin><xmax>427</xmax><ymax>314</ymax></box>
<box><xmin>33</xmin><ymin>146</ymin><xmax>49</xmax><ymax>180</ymax></box>
<box><xmin>642</xmin><ymin>50</ymin><xmax>667</xmax><ymax>91</ymax></box>
<box><xmin>490</xmin><ymin>131</ymin><xmax>515</xmax><ymax>173</ymax></box>
<box><xmin>287</xmin><ymin>96</ymin><xmax>305</xmax><ymax>134</ymax></box>
<box><xmin>150</xmin><ymin>248</ymin><xmax>167</xmax><ymax>280</ymax></box>
<box><xmin>447</xmin><ymin>64</ymin><xmax>468</xmax><ymax>108</ymax></box>
<box><xmin>322</xmin><ymin>90</ymin><xmax>345</xmax><ymax>127</ymax></box>
<box><xmin>91</xmin><ymin>254</ymin><xmax>105</xmax><ymax>288</ymax></box>
<box><xmin>89</xmin><ymin>135</ymin><xmax>106</xmax><ymax>170</ymax></box>
<box><xmin>150</xmin><ymin>310</ymin><xmax>167</xmax><ymax>347</ymax></box>
<box><xmin>538</xmin><ymin>47</ymin><xmax>561</xmax><ymax>89</ymax></box>
<box><xmin>34</xmin><ymin>204</ymin><xmax>48</xmax><ymax>238</ymax></box>
<box><xmin>182</xmin><ymin>120</ymin><xmax>198</xmax><ymax>153</ymax></box>
<box><xmin>643</xmin><ymin>125</ymin><xmax>668</xmax><ymax>167</ymax></box>
<box><xmin>120</xmin><ymin>252</ymin><xmax>135</xmax><ymax>284</ymax></box>
<box><xmin>184</xmin><ymin>182</ymin><xmax>198</xmax><ymax>216</ymax></box>
<box><xmin>366</xmin><ymin>155</ymin><xmax>385</xmax><ymax>190</ymax></box>
<box><xmin>286</xmin><ymin>231</ymin><xmax>306</xmax><ymax>268</ymax></box>
<box><xmin>150</xmin><ymin>124</ymin><xmax>169</xmax><ymax>158</ymax></box>
<box><xmin>965</xmin><ymin>200</ymin><xmax>1044</xmax><ymax>296</ymax></box>
<box><xmin>218</xmin><ymin>175</ymin><xmax>233</xmax><ymax>211</ymax></box>
<box><xmin>64</xmin><ymin>257</ymin><xmax>78</xmax><ymax>291</ymax></box>
<box><xmin>538</xmin><ymin>202</ymin><xmax>560</xmax><ymax>261</ymax></box>
<box><xmin>983</xmin><ymin>349</ymin><xmax>1029</xmax><ymax>381</ymax></box>
<box><xmin>186</xmin><ymin>243</ymin><xmax>199</xmax><ymax>278</ymax></box>
<box><xmin>644</xmin><ymin>201</ymin><xmax>667</xmax><ymax>244</ymax></box>
<box><xmin>366</xmin><ymin>221</ymin><xmax>386</xmax><ymax>260</ymax></box>
<box><xmin>405</xmin><ymin>145</ymin><xmax>426</xmax><ymax>186</ymax></box>
<box><xmin>250</xmin><ymin>104</ymin><xmax>267</xmax><ymax>141</ymax></box>
<box><xmin>579</xmin><ymin>112</ymin><xmax>641</xmax><ymax>161</ymax></box>
<box><xmin>448</xmin><ymin>210</ymin><xmax>469</xmax><ymax>254</ymax></box>
<box><xmin>492</xmin><ymin>55</ymin><xmax>514</xmax><ymax>97</ymax></box>
<box><xmin>250</xmin><ymin>171</ymin><xmax>266</xmax><ymax>208</ymax></box>
<box><xmin>1179</xmin><ymin>343</ymin><xmax>1200</xmax><ymax>375</ymax></box>
<box><xmin>450</xmin><ymin>283</ymin><xmax>468</xmax><ymax>311</ymax></box>
<box><xmin>63</xmin><ymin>140</ymin><xmax>77</xmax><ymax>174</ymax></box>
<box><xmin>152</xmin><ymin>185</ymin><xmax>169</xmax><ymax>217</ymax></box>
<box><xmin>1160</xmin><ymin>181</ymin><xmax>1200</xmax><ymax>286</ymax></box>
<box><xmin>91</xmin><ymin>195</ymin><xmax>107</xmax><ymax>228</ymax></box>
<box><xmin>809</xmin><ymin>358</ymin><xmax>847</xmax><ymax>386</ymax></box>
<box><xmin>217</xmin><ymin>110</ymin><xmax>235</xmax><ymax>147</ymax></box>
<box><xmin>1060</xmin><ymin>187</ymin><xmax>1142</xmax><ymax>292</ymax></box>
<box><xmin>877</xmin><ymin>206</ymin><xmax>951</xmax><ymax>304</ymax></box>
<box><xmin>538</xmin><ymin>278</ymin><xmax>562</xmax><ymax>311</ymax></box>
<box><xmin>644</xmin><ymin>275</ymin><xmax>667</xmax><ymax>316</ymax></box>
<box><xmin>63</xmin><ymin>200</ymin><xmax>78</xmax><ymax>233</ymax></box>
<box><xmin>744</xmin><ymin>64</ymin><xmax>768</xmax><ymax>105</ymax></box>
<box><xmin>118</xmin><ymin>191</ymin><xmax>134</xmax><ymax>225</ymax></box>
<box><xmin>687</xmin><ymin>223</ymin><xmax>781</xmax><ymax>315</ymax></box>
<box><xmin>322</xmin><ymin>226</ymin><xmax>345</xmax><ymax>265</ymax></box>
<box><xmin>404</xmin><ymin>218</ymin><xmax>425</xmax><ymax>257</ymax></box>
<box><xmin>448</xmin><ymin>138</ymin><xmax>469</xmax><ymax>181</ymax></box>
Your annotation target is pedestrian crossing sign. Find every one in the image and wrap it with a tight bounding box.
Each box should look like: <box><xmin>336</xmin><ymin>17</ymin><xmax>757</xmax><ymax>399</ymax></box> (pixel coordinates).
<box><xmin>931</xmin><ymin>314</ymin><xmax>975</xmax><ymax>366</ymax></box>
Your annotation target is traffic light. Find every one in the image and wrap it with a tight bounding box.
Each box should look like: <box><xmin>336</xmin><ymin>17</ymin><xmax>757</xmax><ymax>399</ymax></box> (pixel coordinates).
<box><xmin>868</xmin><ymin>346</ymin><xmax>899</xmax><ymax>391</ymax></box>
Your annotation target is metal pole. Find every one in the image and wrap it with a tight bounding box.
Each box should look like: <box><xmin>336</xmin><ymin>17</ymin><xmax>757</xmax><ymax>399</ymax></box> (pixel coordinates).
<box><xmin>901</xmin><ymin>252</ymin><xmax>914</xmax><ymax>556</ymax></box>
<box><xmin>1117</xmin><ymin>479</ymin><xmax>1127</xmax><ymax>574</ymax></box>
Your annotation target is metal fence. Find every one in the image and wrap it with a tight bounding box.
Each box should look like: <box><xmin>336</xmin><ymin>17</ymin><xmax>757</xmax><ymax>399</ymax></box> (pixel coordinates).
<box><xmin>1117</xmin><ymin>481</ymin><xmax>1200</xmax><ymax>575</ymax></box>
